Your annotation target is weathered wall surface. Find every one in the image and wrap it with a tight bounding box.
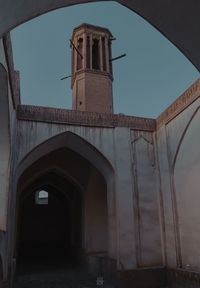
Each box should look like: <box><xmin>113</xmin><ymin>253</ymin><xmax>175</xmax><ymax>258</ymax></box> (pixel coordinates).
<box><xmin>0</xmin><ymin>42</ymin><xmax>199</xmax><ymax>287</ymax></box>
<box><xmin>0</xmin><ymin>64</ymin><xmax>10</xmax><ymax>232</ymax></box>
<box><xmin>84</xmin><ymin>167</ymin><xmax>108</xmax><ymax>253</ymax></box>
<box><xmin>0</xmin><ymin>35</ymin><xmax>18</xmax><ymax>283</ymax></box>
<box><xmin>0</xmin><ymin>35</ymin><xmax>17</xmax><ymax>231</ymax></box>
<box><xmin>3</xmin><ymin>33</ymin><xmax>200</xmax><ymax>279</ymax></box>
<box><xmin>11</xmin><ymin>106</ymin><xmax>162</xmax><ymax>271</ymax></box>
<box><xmin>14</xmin><ymin>117</ymin><xmax>136</xmax><ymax>270</ymax></box>
<box><xmin>131</xmin><ymin>130</ymin><xmax>162</xmax><ymax>267</ymax></box>
<box><xmin>156</xmin><ymin>79</ymin><xmax>200</xmax><ymax>270</ymax></box>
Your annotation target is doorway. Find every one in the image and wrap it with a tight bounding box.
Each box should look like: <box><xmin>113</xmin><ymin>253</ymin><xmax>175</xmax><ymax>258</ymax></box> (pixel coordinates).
<box><xmin>16</xmin><ymin>171</ymin><xmax>82</xmax><ymax>274</ymax></box>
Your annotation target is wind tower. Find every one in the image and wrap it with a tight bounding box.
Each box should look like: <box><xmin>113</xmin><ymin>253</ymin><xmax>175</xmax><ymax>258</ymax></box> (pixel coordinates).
<box><xmin>70</xmin><ymin>23</ymin><xmax>114</xmax><ymax>113</ymax></box>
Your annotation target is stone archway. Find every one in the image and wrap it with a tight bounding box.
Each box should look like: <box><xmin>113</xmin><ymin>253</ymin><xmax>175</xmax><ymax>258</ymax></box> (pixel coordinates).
<box><xmin>16</xmin><ymin>169</ymin><xmax>83</xmax><ymax>271</ymax></box>
<box><xmin>13</xmin><ymin>132</ymin><xmax>116</xmax><ymax>282</ymax></box>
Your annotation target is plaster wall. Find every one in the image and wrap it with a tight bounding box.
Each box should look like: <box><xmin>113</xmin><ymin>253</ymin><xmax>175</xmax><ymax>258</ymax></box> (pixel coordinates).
<box><xmin>0</xmin><ymin>36</ymin><xmax>17</xmax><ymax>136</ymax></box>
<box><xmin>0</xmin><ymin>64</ymin><xmax>10</xmax><ymax>232</ymax></box>
<box><xmin>0</xmin><ymin>36</ymin><xmax>18</xmax><ymax>229</ymax></box>
<box><xmin>14</xmin><ymin>120</ymin><xmax>133</xmax><ymax>268</ymax></box>
<box><xmin>174</xmin><ymin>107</ymin><xmax>200</xmax><ymax>270</ymax></box>
<box><xmin>156</xmin><ymin>89</ymin><xmax>200</xmax><ymax>270</ymax></box>
<box><xmin>0</xmin><ymin>38</ymin><xmax>12</xmax><ymax>282</ymax></box>
<box><xmin>84</xmin><ymin>167</ymin><xmax>108</xmax><ymax>253</ymax></box>
<box><xmin>156</xmin><ymin>125</ymin><xmax>176</xmax><ymax>268</ymax></box>
<box><xmin>13</xmin><ymin>117</ymin><xmax>162</xmax><ymax>270</ymax></box>
<box><xmin>0</xmin><ymin>35</ymin><xmax>21</xmax><ymax>283</ymax></box>
<box><xmin>131</xmin><ymin>130</ymin><xmax>162</xmax><ymax>267</ymax></box>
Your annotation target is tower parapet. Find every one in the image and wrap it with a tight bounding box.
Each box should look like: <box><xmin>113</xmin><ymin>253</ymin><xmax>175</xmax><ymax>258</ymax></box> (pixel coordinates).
<box><xmin>71</xmin><ymin>23</ymin><xmax>114</xmax><ymax>113</ymax></box>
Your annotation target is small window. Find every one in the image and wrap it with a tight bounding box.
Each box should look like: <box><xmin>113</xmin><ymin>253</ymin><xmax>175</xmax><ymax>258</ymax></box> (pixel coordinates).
<box><xmin>35</xmin><ymin>190</ymin><xmax>48</xmax><ymax>205</ymax></box>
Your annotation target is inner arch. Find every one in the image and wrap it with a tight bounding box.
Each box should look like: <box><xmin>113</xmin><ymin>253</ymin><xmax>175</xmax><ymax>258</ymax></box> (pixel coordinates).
<box><xmin>15</xmin><ymin>144</ymin><xmax>111</xmax><ymax>275</ymax></box>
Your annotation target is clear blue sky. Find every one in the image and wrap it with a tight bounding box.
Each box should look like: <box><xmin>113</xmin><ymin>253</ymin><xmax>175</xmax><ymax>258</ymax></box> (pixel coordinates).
<box><xmin>11</xmin><ymin>1</ymin><xmax>199</xmax><ymax>118</ymax></box>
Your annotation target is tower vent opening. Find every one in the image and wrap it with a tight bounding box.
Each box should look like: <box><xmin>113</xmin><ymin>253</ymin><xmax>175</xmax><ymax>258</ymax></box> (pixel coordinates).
<box><xmin>92</xmin><ymin>38</ymin><xmax>100</xmax><ymax>70</ymax></box>
<box><xmin>77</xmin><ymin>37</ymin><xmax>83</xmax><ymax>70</ymax></box>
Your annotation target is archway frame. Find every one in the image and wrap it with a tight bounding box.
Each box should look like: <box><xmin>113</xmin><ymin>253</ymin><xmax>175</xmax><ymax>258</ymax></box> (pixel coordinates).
<box><xmin>15</xmin><ymin>166</ymin><xmax>85</xmax><ymax>259</ymax></box>
<box><xmin>10</xmin><ymin>131</ymin><xmax>117</xmax><ymax>274</ymax></box>
<box><xmin>15</xmin><ymin>168</ymin><xmax>83</xmax><ymax>264</ymax></box>
<box><xmin>18</xmin><ymin>166</ymin><xmax>85</xmax><ymax>203</ymax></box>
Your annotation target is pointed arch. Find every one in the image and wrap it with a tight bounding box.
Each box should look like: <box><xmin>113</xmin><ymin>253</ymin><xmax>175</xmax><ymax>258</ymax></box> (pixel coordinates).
<box><xmin>18</xmin><ymin>166</ymin><xmax>85</xmax><ymax>204</ymax></box>
<box><xmin>172</xmin><ymin>105</ymin><xmax>200</xmax><ymax>172</ymax></box>
<box><xmin>12</xmin><ymin>130</ymin><xmax>117</xmax><ymax>271</ymax></box>
<box><xmin>171</xmin><ymin>105</ymin><xmax>200</xmax><ymax>268</ymax></box>
<box><xmin>131</xmin><ymin>134</ymin><xmax>153</xmax><ymax>145</ymax></box>
<box><xmin>16</xmin><ymin>131</ymin><xmax>114</xmax><ymax>183</ymax></box>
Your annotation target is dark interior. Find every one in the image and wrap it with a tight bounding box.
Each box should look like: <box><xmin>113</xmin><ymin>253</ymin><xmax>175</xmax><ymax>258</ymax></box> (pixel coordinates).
<box><xmin>17</xmin><ymin>175</ymin><xmax>82</xmax><ymax>272</ymax></box>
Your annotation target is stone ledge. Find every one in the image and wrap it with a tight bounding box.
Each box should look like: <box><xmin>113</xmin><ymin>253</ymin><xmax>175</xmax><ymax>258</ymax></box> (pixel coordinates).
<box><xmin>17</xmin><ymin>105</ymin><xmax>156</xmax><ymax>131</ymax></box>
<box><xmin>156</xmin><ymin>78</ymin><xmax>200</xmax><ymax>129</ymax></box>
<box><xmin>167</xmin><ymin>268</ymin><xmax>200</xmax><ymax>288</ymax></box>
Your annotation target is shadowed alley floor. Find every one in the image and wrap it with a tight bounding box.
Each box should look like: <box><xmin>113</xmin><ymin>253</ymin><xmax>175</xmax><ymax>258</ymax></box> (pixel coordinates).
<box><xmin>13</xmin><ymin>257</ymin><xmax>114</xmax><ymax>288</ymax></box>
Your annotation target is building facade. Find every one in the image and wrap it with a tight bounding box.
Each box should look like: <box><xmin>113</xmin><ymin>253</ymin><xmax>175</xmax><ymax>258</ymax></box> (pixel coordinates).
<box><xmin>0</xmin><ymin>22</ymin><xmax>200</xmax><ymax>288</ymax></box>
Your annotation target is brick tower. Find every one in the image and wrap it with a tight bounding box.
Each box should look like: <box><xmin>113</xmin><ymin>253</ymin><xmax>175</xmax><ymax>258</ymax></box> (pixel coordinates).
<box><xmin>71</xmin><ymin>23</ymin><xmax>114</xmax><ymax>113</ymax></box>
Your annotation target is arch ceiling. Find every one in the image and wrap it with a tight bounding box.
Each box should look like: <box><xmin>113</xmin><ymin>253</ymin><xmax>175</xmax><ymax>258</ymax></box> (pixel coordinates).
<box><xmin>16</xmin><ymin>131</ymin><xmax>114</xmax><ymax>184</ymax></box>
<box><xmin>0</xmin><ymin>0</ymin><xmax>200</xmax><ymax>71</ymax></box>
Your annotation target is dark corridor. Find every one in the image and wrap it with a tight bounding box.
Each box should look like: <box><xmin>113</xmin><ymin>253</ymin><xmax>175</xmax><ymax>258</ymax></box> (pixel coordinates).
<box><xmin>16</xmin><ymin>175</ymin><xmax>82</xmax><ymax>273</ymax></box>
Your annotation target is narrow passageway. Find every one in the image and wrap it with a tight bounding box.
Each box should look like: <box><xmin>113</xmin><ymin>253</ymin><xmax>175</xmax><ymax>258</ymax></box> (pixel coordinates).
<box><xmin>14</xmin><ymin>186</ymin><xmax>95</xmax><ymax>288</ymax></box>
<box><xmin>14</xmin><ymin>182</ymin><xmax>113</xmax><ymax>287</ymax></box>
<box><xmin>14</xmin><ymin>173</ymin><xmax>87</xmax><ymax>287</ymax></box>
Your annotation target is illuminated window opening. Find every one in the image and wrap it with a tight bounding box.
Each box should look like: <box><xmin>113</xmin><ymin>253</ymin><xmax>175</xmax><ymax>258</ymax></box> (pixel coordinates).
<box><xmin>35</xmin><ymin>190</ymin><xmax>49</xmax><ymax>205</ymax></box>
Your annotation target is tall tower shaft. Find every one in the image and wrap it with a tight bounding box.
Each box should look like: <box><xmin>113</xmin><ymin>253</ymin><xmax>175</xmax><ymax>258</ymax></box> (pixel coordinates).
<box><xmin>71</xmin><ymin>23</ymin><xmax>114</xmax><ymax>113</ymax></box>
